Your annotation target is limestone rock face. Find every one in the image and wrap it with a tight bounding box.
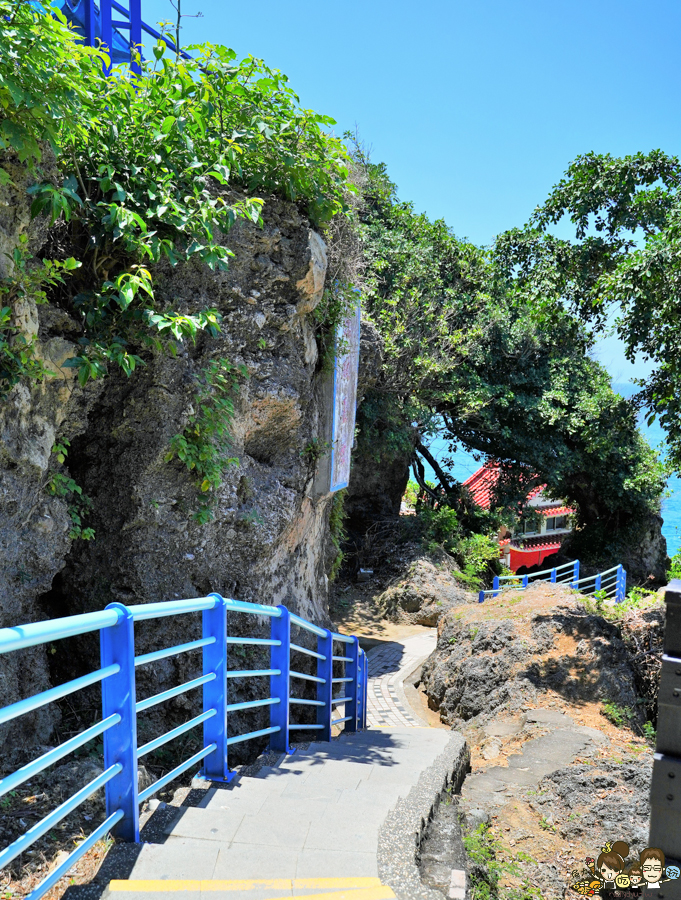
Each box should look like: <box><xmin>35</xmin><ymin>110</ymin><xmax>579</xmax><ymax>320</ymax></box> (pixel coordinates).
<box><xmin>0</xmin><ymin>173</ymin><xmax>338</xmax><ymax>759</ymax></box>
<box><xmin>377</xmin><ymin>557</ymin><xmax>474</xmax><ymax>626</ymax></box>
<box><xmin>420</xmin><ymin>584</ymin><xmax>643</xmax><ymax>728</ymax></box>
<box><xmin>620</xmin><ymin>513</ymin><xmax>669</xmax><ymax>584</ymax></box>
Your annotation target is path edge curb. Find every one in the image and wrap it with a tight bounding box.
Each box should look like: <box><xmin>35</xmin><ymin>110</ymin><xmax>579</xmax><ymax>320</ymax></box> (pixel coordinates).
<box><xmin>377</xmin><ymin>732</ymin><xmax>470</xmax><ymax>900</ymax></box>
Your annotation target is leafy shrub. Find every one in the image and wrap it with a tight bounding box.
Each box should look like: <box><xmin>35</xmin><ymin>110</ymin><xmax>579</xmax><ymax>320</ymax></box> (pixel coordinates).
<box><xmin>165</xmin><ymin>359</ymin><xmax>245</xmax><ymax>523</ymax></box>
<box><xmin>669</xmin><ymin>548</ymin><xmax>681</xmax><ymax>580</ymax></box>
<box><xmin>0</xmin><ymin>2</ymin><xmax>354</xmax><ymax>387</ymax></box>
<box><xmin>420</xmin><ymin>505</ymin><xmax>501</xmax><ymax>588</ymax></box>
<box><xmin>328</xmin><ymin>489</ymin><xmax>347</xmax><ymax>582</ymax></box>
<box><xmin>44</xmin><ymin>440</ymin><xmax>95</xmax><ymax>540</ymax></box>
<box><xmin>602</xmin><ymin>701</ymin><xmax>636</xmax><ymax>729</ymax></box>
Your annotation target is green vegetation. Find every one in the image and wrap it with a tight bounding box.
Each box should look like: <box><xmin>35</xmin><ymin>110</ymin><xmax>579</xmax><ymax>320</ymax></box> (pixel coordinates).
<box><xmin>352</xmin><ymin>146</ymin><xmax>665</xmax><ymax>566</ymax></box>
<box><xmin>0</xmin><ymin>0</ymin><xmax>352</xmax><ymax>390</ymax></box>
<box><xmin>419</xmin><ymin>504</ymin><xmax>501</xmax><ymax>587</ymax></box>
<box><xmin>502</xmin><ymin>150</ymin><xmax>681</xmax><ymax>472</ymax></box>
<box><xmin>462</xmin><ymin>824</ymin><xmax>542</xmax><ymax>900</ymax></box>
<box><xmin>45</xmin><ymin>441</ymin><xmax>95</xmax><ymax>540</ymax></box>
<box><xmin>583</xmin><ymin>584</ymin><xmax>662</xmax><ymax>621</ymax></box>
<box><xmin>165</xmin><ymin>359</ymin><xmax>245</xmax><ymax>523</ymax></box>
<box><xmin>0</xmin><ymin>3</ymin><xmax>672</xmax><ymax>568</ymax></box>
<box><xmin>669</xmin><ymin>548</ymin><xmax>681</xmax><ymax>580</ymax></box>
<box><xmin>328</xmin><ymin>489</ymin><xmax>347</xmax><ymax>582</ymax></box>
<box><xmin>602</xmin><ymin>700</ymin><xmax>636</xmax><ymax>729</ymax></box>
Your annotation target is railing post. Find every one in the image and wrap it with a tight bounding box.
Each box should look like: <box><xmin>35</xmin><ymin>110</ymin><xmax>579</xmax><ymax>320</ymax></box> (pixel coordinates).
<box><xmin>101</xmin><ymin>0</ymin><xmax>113</xmax><ymax>74</ymax></box>
<box><xmin>571</xmin><ymin>559</ymin><xmax>580</xmax><ymax>589</ymax></box>
<box><xmin>362</xmin><ymin>653</ymin><xmax>369</xmax><ymax>731</ymax></box>
<box><xmin>200</xmin><ymin>593</ymin><xmax>232</xmax><ymax>783</ymax></box>
<box><xmin>100</xmin><ymin>603</ymin><xmax>139</xmax><ymax>842</ymax></box>
<box><xmin>129</xmin><ymin>0</ymin><xmax>142</xmax><ymax>74</ymax></box>
<box><xmin>317</xmin><ymin>628</ymin><xmax>333</xmax><ymax>742</ymax></box>
<box><xmin>616</xmin><ymin>565</ymin><xmax>626</xmax><ymax>603</ymax></box>
<box><xmin>478</xmin><ymin>590</ymin><xmax>485</xmax><ymax>603</ymax></box>
<box><xmin>84</xmin><ymin>0</ymin><xmax>95</xmax><ymax>47</ymax></box>
<box><xmin>522</xmin><ymin>574</ymin><xmax>529</xmax><ymax>588</ymax></box>
<box><xmin>492</xmin><ymin>575</ymin><xmax>500</xmax><ymax>598</ymax></box>
<box><xmin>551</xmin><ymin>568</ymin><xmax>557</xmax><ymax>584</ymax></box>
<box><xmin>595</xmin><ymin>573</ymin><xmax>602</xmax><ymax>592</ymax></box>
<box><xmin>270</xmin><ymin>606</ymin><xmax>292</xmax><ymax>754</ymax></box>
<box><xmin>345</xmin><ymin>636</ymin><xmax>360</xmax><ymax>733</ymax></box>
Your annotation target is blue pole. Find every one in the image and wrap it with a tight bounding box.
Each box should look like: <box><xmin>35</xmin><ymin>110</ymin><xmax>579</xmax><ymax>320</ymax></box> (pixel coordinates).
<box><xmin>617</xmin><ymin>567</ymin><xmax>627</xmax><ymax>603</ymax></box>
<box><xmin>200</xmin><ymin>594</ymin><xmax>232</xmax><ymax>782</ymax></box>
<box><xmin>551</xmin><ymin>568</ymin><xmax>557</xmax><ymax>584</ymax></box>
<box><xmin>317</xmin><ymin>628</ymin><xmax>333</xmax><ymax>742</ymax></box>
<box><xmin>478</xmin><ymin>590</ymin><xmax>485</xmax><ymax>603</ymax></box>
<box><xmin>571</xmin><ymin>559</ymin><xmax>580</xmax><ymax>589</ymax></box>
<box><xmin>345</xmin><ymin>636</ymin><xmax>360</xmax><ymax>733</ymax></box>
<box><xmin>83</xmin><ymin>0</ymin><xmax>96</xmax><ymax>47</ymax></box>
<box><xmin>100</xmin><ymin>603</ymin><xmax>139</xmax><ymax>842</ymax></box>
<box><xmin>492</xmin><ymin>575</ymin><xmax>500</xmax><ymax>598</ymax></box>
<box><xmin>101</xmin><ymin>0</ymin><xmax>113</xmax><ymax>73</ymax></box>
<box><xmin>363</xmin><ymin>654</ymin><xmax>368</xmax><ymax>729</ymax></box>
<box><xmin>129</xmin><ymin>0</ymin><xmax>142</xmax><ymax>73</ymax></box>
<box><xmin>269</xmin><ymin>606</ymin><xmax>292</xmax><ymax>753</ymax></box>
<box><xmin>522</xmin><ymin>574</ymin><xmax>529</xmax><ymax>588</ymax></box>
<box><xmin>595</xmin><ymin>573</ymin><xmax>602</xmax><ymax>592</ymax></box>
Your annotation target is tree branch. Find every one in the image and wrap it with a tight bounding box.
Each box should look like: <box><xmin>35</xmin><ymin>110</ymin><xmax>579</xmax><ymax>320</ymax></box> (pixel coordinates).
<box><xmin>415</xmin><ymin>440</ymin><xmax>453</xmax><ymax>495</ymax></box>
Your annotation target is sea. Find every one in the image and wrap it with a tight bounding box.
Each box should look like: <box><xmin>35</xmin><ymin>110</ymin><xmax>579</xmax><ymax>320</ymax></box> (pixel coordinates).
<box><xmin>421</xmin><ymin>382</ymin><xmax>681</xmax><ymax>558</ymax></box>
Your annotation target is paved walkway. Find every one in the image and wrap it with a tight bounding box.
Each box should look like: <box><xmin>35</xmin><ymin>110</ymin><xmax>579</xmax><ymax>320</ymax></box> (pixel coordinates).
<box><xmin>365</xmin><ymin>634</ymin><xmax>437</xmax><ymax>729</ymax></box>
<box><xmin>105</xmin><ymin>633</ymin><xmax>451</xmax><ymax>900</ymax></box>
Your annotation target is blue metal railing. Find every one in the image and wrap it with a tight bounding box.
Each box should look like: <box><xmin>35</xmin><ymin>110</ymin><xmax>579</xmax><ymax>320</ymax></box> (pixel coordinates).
<box><xmin>55</xmin><ymin>1</ymin><xmax>192</xmax><ymax>74</ymax></box>
<box><xmin>478</xmin><ymin>560</ymin><xmax>627</xmax><ymax>604</ymax></box>
<box><xmin>0</xmin><ymin>593</ymin><xmax>368</xmax><ymax>900</ymax></box>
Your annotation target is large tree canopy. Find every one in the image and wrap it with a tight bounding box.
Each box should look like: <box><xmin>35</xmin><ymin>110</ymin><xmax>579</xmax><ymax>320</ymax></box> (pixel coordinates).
<box><xmin>354</xmin><ymin>154</ymin><xmax>666</xmax><ymax>564</ymax></box>
<box><xmin>496</xmin><ymin>149</ymin><xmax>681</xmax><ymax>470</ymax></box>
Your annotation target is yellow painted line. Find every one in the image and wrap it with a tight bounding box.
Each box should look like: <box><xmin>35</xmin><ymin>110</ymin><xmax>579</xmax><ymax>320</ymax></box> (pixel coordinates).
<box><xmin>293</xmin><ymin>882</ymin><xmax>382</xmax><ymax>891</ymax></box>
<box><xmin>108</xmin><ymin>879</ymin><xmax>386</xmax><ymax>893</ymax></box>
<box><xmin>285</xmin><ymin>889</ymin><xmax>395</xmax><ymax>900</ymax></box>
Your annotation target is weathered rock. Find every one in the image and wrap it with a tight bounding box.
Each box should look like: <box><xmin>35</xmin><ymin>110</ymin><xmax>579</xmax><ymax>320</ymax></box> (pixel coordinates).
<box><xmin>0</xmin><ymin>170</ymin><xmax>343</xmax><ymax>760</ymax></box>
<box><xmin>377</xmin><ymin>557</ymin><xmax>475</xmax><ymax>626</ymax></box>
<box><xmin>421</xmin><ymin>584</ymin><xmax>643</xmax><ymax>728</ymax></box>
<box><xmin>0</xmin><ymin>150</ymin><xmax>100</xmax><ymax>750</ymax></box>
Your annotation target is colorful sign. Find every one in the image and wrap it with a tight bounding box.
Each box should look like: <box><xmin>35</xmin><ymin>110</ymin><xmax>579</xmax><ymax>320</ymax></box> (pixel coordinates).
<box><xmin>329</xmin><ymin>297</ymin><xmax>361</xmax><ymax>492</ymax></box>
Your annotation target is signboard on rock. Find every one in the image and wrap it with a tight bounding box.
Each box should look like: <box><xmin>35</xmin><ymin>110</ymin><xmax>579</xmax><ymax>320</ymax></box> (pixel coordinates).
<box><xmin>329</xmin><ymin>297</ymin><xmax>361</xmax><ymax>491</ymax></box>
<box><xmin>313</xmin><ymin>295</ymin><xmax>361</xmax><ymax>496</ymax></box>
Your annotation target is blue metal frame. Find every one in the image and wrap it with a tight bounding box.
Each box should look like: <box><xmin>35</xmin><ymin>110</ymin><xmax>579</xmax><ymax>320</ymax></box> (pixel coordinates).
<box><xmin>73</xmin><ymin>0</ymin><xmax>192</xmax><ymax>74</ymax></box>
<box><xmin>0</xmin><ymin>593</ymin><xmax>367</xmax><ymax>900</ymax></box>
<box><xmin>478</xmin><ymin>560</ymin><xmax>627</xmax><ymax>604</ymax></box>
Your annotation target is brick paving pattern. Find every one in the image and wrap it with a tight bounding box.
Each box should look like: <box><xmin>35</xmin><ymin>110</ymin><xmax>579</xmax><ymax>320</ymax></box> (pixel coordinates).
<box><xmin>365</xmin><ymin>634</ymin><xmax>436</xmax><ymax>728</ymax></box>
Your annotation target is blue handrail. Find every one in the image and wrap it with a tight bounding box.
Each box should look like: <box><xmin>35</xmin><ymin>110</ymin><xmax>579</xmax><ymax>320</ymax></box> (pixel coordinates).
<box><xmin>478</xmin><ymin>560</ymin><xmax>627</xmax><ymax>604</ymax></box>
<box><xmin>0</xmin><ymin>594</ymin><xmax>368</xmax><ymax>900</ymax></box>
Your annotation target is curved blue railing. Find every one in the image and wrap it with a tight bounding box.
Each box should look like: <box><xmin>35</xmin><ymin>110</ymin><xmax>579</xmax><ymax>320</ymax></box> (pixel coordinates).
<box><xmin>0</xmin><ymin>594</ymin><xmax>368</xmax><ymax>900</ymax></box>
<box><xmin>478</xmin><ymin>560</ymin><xmax>627</xmax><ymax>604</ymax></box>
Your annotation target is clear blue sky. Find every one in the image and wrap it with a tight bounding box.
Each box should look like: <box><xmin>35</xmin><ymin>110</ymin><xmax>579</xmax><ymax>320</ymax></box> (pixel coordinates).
<box><xmin>137</xmin><ymin>0</ymin><xmax>680</xmax><ymax>380</ymax></box>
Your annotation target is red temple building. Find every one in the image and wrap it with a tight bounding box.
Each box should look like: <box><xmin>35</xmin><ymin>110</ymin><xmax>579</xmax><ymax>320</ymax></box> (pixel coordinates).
<box><xmin>462</xmin><ymin>463</ymin><xmax>574</xmax><ymax>573</ymax></box>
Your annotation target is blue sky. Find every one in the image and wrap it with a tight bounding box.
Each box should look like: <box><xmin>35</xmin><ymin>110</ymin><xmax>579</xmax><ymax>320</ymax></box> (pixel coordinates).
<box><xmin>135</xmin><ymin>0</ymin><xmax>680</xmax><ymax>381</ymax></box>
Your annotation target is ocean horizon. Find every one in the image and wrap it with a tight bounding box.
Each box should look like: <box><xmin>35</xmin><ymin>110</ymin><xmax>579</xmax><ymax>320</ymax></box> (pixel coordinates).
<box><xmin>421</xmin><ymin>381</ymin><xmax>680</xmax><ymax>559</ymax></box>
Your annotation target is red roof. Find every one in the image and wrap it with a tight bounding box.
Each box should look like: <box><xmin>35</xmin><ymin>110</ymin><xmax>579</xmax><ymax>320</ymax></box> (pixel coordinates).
<box><xmin>462</xmin><ymin>463</ymin><xmax>541</xmax><ymax>510</ymax></box>
<box><xmin>462</xmin><ymin>463</ymin><xmax>573</xmax><ymax>516</ymax></box>
<box><xmin>539</xmin><ymin>506</ymin><xmax>572</xmax><ymax>518</ymax></box>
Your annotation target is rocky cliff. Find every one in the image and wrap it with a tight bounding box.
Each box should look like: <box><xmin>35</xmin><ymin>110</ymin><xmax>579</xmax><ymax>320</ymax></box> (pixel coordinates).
<box><xmin>0</xmin><ymin>157</ymin><xmax>341</xmax><ymax>756</ymax></box>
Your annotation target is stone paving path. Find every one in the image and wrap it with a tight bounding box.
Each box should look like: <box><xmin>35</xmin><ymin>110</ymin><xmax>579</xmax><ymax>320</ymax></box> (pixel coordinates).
<box><xmin>365</xmin><ymin>634</ymin><xmax>437</xmax><ymax>729</ymax></box>
<box><xmin>461</xmin><ymin>707</ymin><xmax>609</xmax><ymax>810</ymax></box>
<box><xmin>103</xmin><ymin>631</ymin><xmax>454</xmax><ymax>900</ymax></box>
